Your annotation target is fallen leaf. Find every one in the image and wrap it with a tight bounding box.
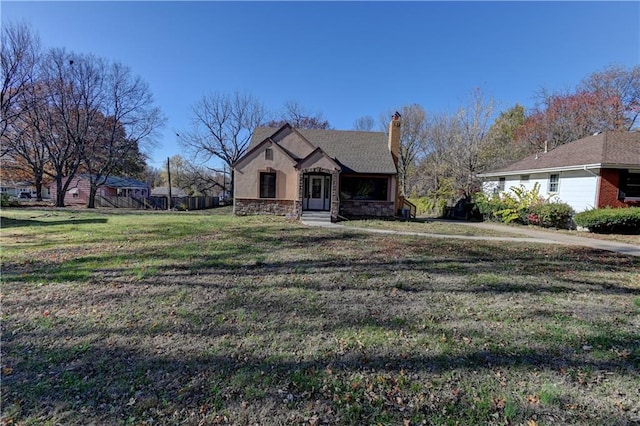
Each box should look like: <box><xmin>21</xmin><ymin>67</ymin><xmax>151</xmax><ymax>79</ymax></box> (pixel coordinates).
<box><xmin>526</xmin><ymin>394</ymin><xmax>540</xmax><ymax>405</ymax></box>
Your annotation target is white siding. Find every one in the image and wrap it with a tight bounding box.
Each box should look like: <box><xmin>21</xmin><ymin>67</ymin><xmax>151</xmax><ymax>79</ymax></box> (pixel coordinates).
<box><xmin>554</xmin><ymin>170</ymin><xmax>598</xmax><ymax>213</ymax></box>
<box><xmin>482</xmin><ymin>169</ymin><xmax>598</xmax><ymax>213</ymax></box>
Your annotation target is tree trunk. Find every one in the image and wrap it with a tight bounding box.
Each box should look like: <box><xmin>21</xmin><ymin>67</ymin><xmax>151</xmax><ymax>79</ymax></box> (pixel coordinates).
<box><xmin>55</xmin><ymin>175</ymin><xmax>65</xmax><ymax>207</ymax></box>
<box><xmin>230</xmin><ymin>168</ymin><xmax>235</xmax><ymax>200</ymax></box>
<box><xmin>87</xmin><ymin>184</ymin><xmax>98</xmax><ymax>208</ymax></box>
<box><xmin>34</xmin><ymin>173</ymin><xmax>43</xmax><ymax>201</ymax></box>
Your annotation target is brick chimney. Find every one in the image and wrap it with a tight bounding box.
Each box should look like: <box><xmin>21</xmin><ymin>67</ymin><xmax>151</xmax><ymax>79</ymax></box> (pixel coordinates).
<box><xmin>388</xmin><ymin>111</ymin><xmax>401</xmax><ymax>168</ymax></box>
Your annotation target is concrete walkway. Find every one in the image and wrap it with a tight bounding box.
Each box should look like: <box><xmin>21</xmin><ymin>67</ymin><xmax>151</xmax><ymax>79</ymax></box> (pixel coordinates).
<box><xmin>301</xmin><ymin>218</ymin><xmax>640</xmax><ymax>257</ymax></box>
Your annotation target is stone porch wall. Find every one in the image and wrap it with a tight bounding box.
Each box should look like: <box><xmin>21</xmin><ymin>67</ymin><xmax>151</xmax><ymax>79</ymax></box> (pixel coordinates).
<box><xmin>234</xmin><ymin>199</ymin><xmax>297</xmax><ymax>217</ymax></box>
<box><xmin>340</xmin><ymin>200</ymin><xmax>395</xmax><ymax>217</ymax></box>
<box><xmin>299</xmin><ymin>167</ymin><xmax>340</xmax><ymax>221</ymax></box>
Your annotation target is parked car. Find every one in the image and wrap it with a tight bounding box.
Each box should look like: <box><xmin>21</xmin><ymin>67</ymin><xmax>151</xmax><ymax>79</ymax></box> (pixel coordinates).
<box><xmin>19</xmin><ymin>192</ymin><xmax>32</xmax><ymax>199</ymax></box>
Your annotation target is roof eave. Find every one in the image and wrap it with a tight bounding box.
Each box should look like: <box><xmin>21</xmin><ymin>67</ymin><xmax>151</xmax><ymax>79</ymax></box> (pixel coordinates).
<box><xmin>478</xmin><ymin>163</ymin><xmax>604</xmax><ymax>177</ymax></box>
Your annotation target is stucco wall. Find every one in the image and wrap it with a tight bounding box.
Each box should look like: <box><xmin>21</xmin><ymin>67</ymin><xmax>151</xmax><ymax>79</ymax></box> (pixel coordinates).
<box><xmin>234</xmin><ymin>142</ymin><xmax>298</xmax><ymax>200</ymax></box>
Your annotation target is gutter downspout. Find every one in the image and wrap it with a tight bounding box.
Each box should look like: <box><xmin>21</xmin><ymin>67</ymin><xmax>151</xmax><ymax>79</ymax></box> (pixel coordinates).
<box><xmin>584</xmin><ymin>166</ymin><xmax>600</xmax><ymax>209</ymax></box>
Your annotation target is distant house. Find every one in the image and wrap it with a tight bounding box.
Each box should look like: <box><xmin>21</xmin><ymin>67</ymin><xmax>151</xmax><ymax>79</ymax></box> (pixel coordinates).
<box><xmin>49</xmin><ymin>175</ymin><xmax>149</xmax><ymax>206</ymax></box>
<box><xmin>151</xmin><ymin>187</ymin><xmax>188</xmax><ymax>197</ymax></box>
<box><xmin>233</xmin><ymin>115</ymin><xmax>405</xmax><ymax>221</ymax></box>
<box><xmin>0</xmin><ymin>179</ymin><xmax>50</xmax><ymax>199</ymax></box>
<box><xmin>479</xmin><ymin>131</ymin><xmax>640</xmax><ymax>213</ymax></box>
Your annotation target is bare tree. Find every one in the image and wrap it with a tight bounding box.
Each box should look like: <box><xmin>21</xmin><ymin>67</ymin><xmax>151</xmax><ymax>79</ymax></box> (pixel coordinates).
<box><xmin>0</xmin><ymin>22</ymin><xmax>48</xmax><ymax>199</ymax></box>
<box><xmin>384</xmin><ymin>104</ymin><xmax>430</xmax><ymax>197</ymax></box>
<box><xmin>179</xmin><ymin>91</ymin><xmax>266</xmax><ymax>197</ymax></box>
<box><xmin>449</xmin><ymin>88</ymin><xmax>495</xmax><ymax>193</ymax></box>
<box><xmin>30</xmin><ymin>49</ymin><xmax>111</xmax><ymax>207</ymax></box>
<box><xmin>82</xmin><ymin>61</ymin><xmax>164</xmax><ymax>208</ymax></box>
<box><xmin>1</xmin><ymin>21</ymin><xmax>41</xmax><ymax>143</ymax></box>
<box><xmin>580</xmin><ymin>64</ymin><xmax>640</xmax><ymax>130</ymax></box>
<box><xmin>413</xmin><ymin>89</ymin><xmax>494</xmax><ymax>203</ymax></box>
<box><xmin>353</xmin><ymin>115</ymin><xmax>376</xmax><ymax>131</ymax></box>
<box><xmin>264</xmin><ymin>100</ymin><xmax>331</xmax><ymax>129</ymax></box>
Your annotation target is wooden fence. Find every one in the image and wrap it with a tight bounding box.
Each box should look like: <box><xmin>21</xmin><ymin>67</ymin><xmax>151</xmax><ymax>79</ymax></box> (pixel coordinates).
<box><xmin>96</xmin><ymin>195</ymin><xmax>219</xmax><ymax>210</ymax></box>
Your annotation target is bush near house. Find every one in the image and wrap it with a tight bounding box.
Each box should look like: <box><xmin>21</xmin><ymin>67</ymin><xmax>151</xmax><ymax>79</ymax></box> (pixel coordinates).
<box><xmin>574</xmin><ymin>207</ymin><xmax>640</xmax><ymax>234</ymax></box>
<box><xmin>528</xmin><ymin>202</ymin><xmax>576</xmax><ymax>229</ymax></box>
<box><xmin>475</xmin><ymin>183</ymin><xmax>574</xmax><ymax>229</ymax></box>
<box><xmin>1</xmin><ymin>193</ymin><xmax>20</xmax><ymax>207</ymax></box>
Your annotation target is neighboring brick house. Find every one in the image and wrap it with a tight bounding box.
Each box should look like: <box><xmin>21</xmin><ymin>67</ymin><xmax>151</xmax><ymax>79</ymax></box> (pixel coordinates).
<box><xmin>49</xmin><ymin>175</ymin><xmax>149</xmax><ymax>206</ymax></box>
<box><xmin>479</xmin><ymin>130</ymin><xmax>640</xmax><ymax>213</ymax></box>
<box><xmin>233</xmin><ymin>115</ymin><xmax>404</xmax><ymax>221</ymax></box>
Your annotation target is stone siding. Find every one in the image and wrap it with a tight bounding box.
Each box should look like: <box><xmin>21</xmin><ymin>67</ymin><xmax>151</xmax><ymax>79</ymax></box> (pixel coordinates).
<box><xmin>340</xmin><ymin>200</ymin><xmax>395</xmax><ymax>217</ymax></box>
<box><xmin>298</xmin><ymin>168</ymin><xmax>340</xmax><ymax>221</ymax></box>
<box><xmin>234</xmin><ymin>199</ymin><xmax>296</xmax><ymax>217</ymax></box>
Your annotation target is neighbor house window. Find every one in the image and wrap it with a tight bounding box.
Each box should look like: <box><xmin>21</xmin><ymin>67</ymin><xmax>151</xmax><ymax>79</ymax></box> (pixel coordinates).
<box><xmin>498</xmin><ymin>177</ymin><xmax>506</xmax><ymax>191</ymax></box>
<box><xmin>265</xmin><ymin>148</ymin><xmax>273</xmax><ymax>161</ymax></box>
<box><xmin>620</xmin><ymin>171</ymin><xmax>640</xmax><ymax>199</ymax></box>
<box><xmin>520</xmin><ymin>175</ymin><xmax>530</xmax><ymax>182</ymax></box>
<box><xmin>260</xmin><ymin>172</ymin><xmax>276</xmax><ymax>198</ymax></box>
<box><xmin>548</xmin><ymin>174</ymin><xmax>559</xmax><ymax>192</ymax></box>
<box><xmin>340</xmin><ymin>177</ymin><xmax>388</xmax><ymax>201</ymax></box>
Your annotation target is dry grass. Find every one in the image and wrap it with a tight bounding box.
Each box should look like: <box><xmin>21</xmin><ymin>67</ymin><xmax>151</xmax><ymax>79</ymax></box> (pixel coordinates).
<box><xmin>1</xmin><ymin>209</ymin><xmax>639</xmax><ymax>425</ymax></box>
<box><xmin>342</xmin><ymin>219</ymin><xmax>531</xmax><ymax>238</ymax></box>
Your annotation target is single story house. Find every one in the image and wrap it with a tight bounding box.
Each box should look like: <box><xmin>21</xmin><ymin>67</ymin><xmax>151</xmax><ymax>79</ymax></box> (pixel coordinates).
<box><xmin>478</xmin><ymin>130</ymin><xmax>640</xmax><ymax>213</ymax></box>
<box><xmin>1</xmin><ymin>180</ymin><xmax>50</xmax><ymax>199</ymax></box>
<box><xmin>151</xmin><ymin>187</ymin><xmax>188</xmax><ymax>197</ymax></box>
<box><xmin>50</xmin><ymin>175</ymin><xmax>149</xmax><ymax>206</ymax></box>
<box><xmin>233</xmin><ymin>115</ymin><xmax>404</xmax><ymax>221</ymax></box>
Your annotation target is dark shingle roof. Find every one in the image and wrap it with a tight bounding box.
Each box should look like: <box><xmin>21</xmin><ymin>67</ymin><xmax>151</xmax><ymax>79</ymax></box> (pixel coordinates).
<box><xmin>483</xmin><ymin>131</ymin><xmax>640</xmax><ymax>176</ymax></box>
<box><xmin>250</xmin><ymin>127</ymin><xmax>397</xmax><ymax>174</ymax></box>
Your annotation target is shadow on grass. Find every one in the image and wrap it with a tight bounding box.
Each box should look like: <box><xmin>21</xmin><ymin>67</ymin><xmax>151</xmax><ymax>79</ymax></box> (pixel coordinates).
<box><xmin>3</xmin><ymin>219</ymin><xmax>640</xmax><ymax>424</ymax></box>
<box><xmin>0</xmin><ymin>216</ymin><xmax>108</xmax><ymax>228</ymax></box>
<box><xmin>2</xmin><ymin>335</ymin><xmax>638</xmax><ymax>425</ymax></box>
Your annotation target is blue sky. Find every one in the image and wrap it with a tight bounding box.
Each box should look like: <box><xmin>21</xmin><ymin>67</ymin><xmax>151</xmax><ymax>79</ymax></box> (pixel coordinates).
<box><xmin>2</xmin><ymin>1</ymin><xmax>639</xmax><ymax>170</ymax></box>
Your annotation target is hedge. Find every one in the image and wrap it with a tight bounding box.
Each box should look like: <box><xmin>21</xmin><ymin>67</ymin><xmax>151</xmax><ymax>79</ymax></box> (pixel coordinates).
<box><xmin>528</xmin><ymin>202</ymin><xmax>575</xmax><ymax>229</ymax></box>
<box><xmin>573</xmin><ymin>207</ymin><xmax>640</xmax><ymax>234</ymax></box>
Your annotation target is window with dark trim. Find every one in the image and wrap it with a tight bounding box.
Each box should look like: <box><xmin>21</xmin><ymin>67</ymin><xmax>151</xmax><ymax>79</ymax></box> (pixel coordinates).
<box><xmin>498</xmin><ymin>177</ymin><xmax>506</xmax><ymax>191</ymax></box>
<box><xmin>265</xmin><ymin>148</ymin><xmax>273</xmax><ymax>161</ymax></box>
<box><xmin>340</xmin><ymin>177</ymin><xmax>388</xmax><ymax>201</ymax></box>
<box><xmin>259</xmin><ymin>172</ymin><xmax>276</xmax><ymax>198</ymax></box>
<box><xmin>520</xmin><ymin>174</ymin><xmax>530</xmax><ymax>182</ymax></box>
<box><xmin>620</xmin><ymin>171</ymin><xmax>640</xmax><ymax>199</ymax></box>
<box><xmin>548</xmin><ymin>174</ymin><xmax>559</xmax><ymax>192</ymax></box>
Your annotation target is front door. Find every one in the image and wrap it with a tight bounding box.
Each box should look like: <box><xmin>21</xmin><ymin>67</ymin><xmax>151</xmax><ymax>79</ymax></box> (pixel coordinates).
<box><xmin>304</xmin><ymin>174</ymin><xmax>330</xmax><ymax>211</ymax></box>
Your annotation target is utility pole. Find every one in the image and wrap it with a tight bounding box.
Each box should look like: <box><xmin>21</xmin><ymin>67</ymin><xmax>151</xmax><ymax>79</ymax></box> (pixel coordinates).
<box><xmin>167</xmin><ymin>157</ymin><xmax>172</xmax><ymax>210</ymax></box>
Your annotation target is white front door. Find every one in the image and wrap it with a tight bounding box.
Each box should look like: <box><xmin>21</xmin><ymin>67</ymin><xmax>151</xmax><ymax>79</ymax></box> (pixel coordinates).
<box><xmin>305</xmin><ymin>175</ymin><xmax>330</xmax><ymax>211</ymax></box>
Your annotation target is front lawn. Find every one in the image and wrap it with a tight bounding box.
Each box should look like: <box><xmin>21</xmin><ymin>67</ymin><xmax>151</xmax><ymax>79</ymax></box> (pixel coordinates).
<box><xmin>1</xmin><ymin>209</ymin><xmax>639</xmax><ymax>425</ymax></box>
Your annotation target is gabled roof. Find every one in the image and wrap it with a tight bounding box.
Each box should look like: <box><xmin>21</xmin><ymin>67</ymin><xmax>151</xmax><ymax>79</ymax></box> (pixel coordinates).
<box><xmin>295</xmin><ymin>147</ymin><xmax>342</xmax><ymax>171</ymax></box>
<box><xmin>102</xmin><ymin>176</ymin><xmax>148</xmax><ymax>188</ymax></box>
<box><xmin>480</xmin><ymin>131</ymin><xmax>640</xmax><ymax>177</ymax></box>
<box><xmin>250</xmin><ymin>126</ymin><xmax>397</xmax><ymax>174</ymax></box>
<box><xmin>77</xmin><ymin>174</ymin><xmax>148</xmax><ymax>188</ymax></box>
<box><xmin>151</xmin><ymin>187</ymin><xmax>187</xmax><ymax>197</ymax></box>
<box><xmin>233</xmin><ymin>135</ymin><xmax>298</xmax><ymax>169</ymax></box>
